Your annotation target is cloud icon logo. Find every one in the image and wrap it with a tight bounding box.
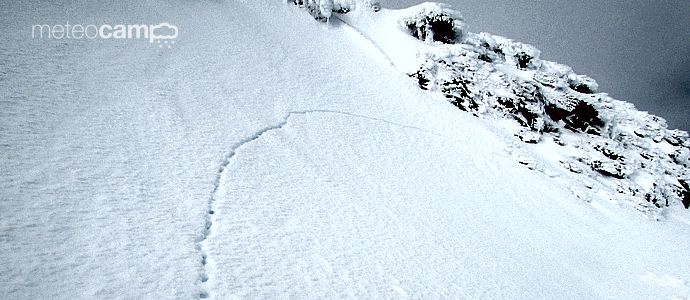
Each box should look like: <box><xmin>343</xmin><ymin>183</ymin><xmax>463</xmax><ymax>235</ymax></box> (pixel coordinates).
<box><xmin>150</xmin><ymin>22</ymin><xmax>178</xmax><ymax>47</ymax></box>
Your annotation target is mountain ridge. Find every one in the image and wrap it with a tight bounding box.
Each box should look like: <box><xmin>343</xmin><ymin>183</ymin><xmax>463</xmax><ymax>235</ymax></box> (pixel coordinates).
<box><xmin>294</xmin><ymin>1</ymin><xmax>690</xmax><ymax>214</ymax></box>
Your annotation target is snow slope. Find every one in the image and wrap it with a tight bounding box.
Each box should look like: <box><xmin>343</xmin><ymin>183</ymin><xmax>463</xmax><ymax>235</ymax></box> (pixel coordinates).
<box><xmin>1</xmin><ymin>0</ymin><xmax>689</xmax><ymax>299</ymax></box>
<box><xmin>336</xmin><ymin>3</ymin><xmax>690</xmax><ymax>213</ymax></box>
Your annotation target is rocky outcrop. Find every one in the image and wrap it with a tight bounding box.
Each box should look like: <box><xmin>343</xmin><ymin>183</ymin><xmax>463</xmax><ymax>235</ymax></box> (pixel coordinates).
<box><xmin>401</xmin><ymin>4</ymin><xmax>690</xmax><ymax>211</ymax></box>
<box><xmin>400</xmin><ymin>4</ymin><xmax>465</xmax><ymax>44</ymax></box>
<box><xmin>290</xmin><ymin>1</ymin><xmax>690</xmax><ymax>213</ymax></box>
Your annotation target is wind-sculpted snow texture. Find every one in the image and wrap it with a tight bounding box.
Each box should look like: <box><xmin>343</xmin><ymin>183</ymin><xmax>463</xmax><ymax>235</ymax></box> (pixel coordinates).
<box><xmin>3</xmin><ymin>0</ymin><xmax>690</xmax><ymax>299</ymax></box>
<box><xmin>321</xmin><ymin>2</ymin><xmax>690</xmax><ymax>215</ymax></box>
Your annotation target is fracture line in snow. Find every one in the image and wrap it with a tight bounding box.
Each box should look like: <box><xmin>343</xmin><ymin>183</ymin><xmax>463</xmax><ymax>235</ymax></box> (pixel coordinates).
<box><xmin>332</xmin><ymin>15</ymin><xmax>399</xmax><ymax>71</ymax></box>
<box><xmin>195</xmin><ymin>109</ymin><xmax>440</xmax><ymax>299</ymax></box>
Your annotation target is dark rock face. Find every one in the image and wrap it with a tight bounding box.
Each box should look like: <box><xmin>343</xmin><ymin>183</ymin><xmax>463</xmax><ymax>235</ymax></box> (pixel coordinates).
<box><xmin>400</xmin><ymin>5</ymin><xmax>465</xmax><ymax>44</ymax></box>
<box><xmin>571</xmin><ymin>83</ymin><xmax>595</xmax><ymax>94</ymax></box>
<box><xmin>567</xmin><ymin>101</ymin><xmax>604</xmax><ymax>135</ymax></box>
<box><xmin>545</xmin><ymin>101</ymin><xmax>603</xmax><ymax>135</ymax></box>
<box><xmin>680</xmin><ymin>180</ymin><xmax>690</xmax><ymax>209</ymax></box>
<box><xmin>404</xmin><ymin>14</ymin><xmax>457</xmax><ymax>44</ymax></box>
<box><xmin>515</xmin><ymin>52</ymin><xmax>533</xmax><ymax>69</ymax></box>
<box><xmin>442</xmin><ymin>76</ymin><xmax>476</xmax><ymax>111</ymax></box>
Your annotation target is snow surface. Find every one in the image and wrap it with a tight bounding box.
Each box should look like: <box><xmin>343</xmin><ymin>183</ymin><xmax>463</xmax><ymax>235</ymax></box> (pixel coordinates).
<box><xmin>339</xmin><ymin>3</ymin><xmax>690</xmax><ymax>212</ymax></box>
<box><xmin>1</xmin><ymin>0</ymin><xmax>690</xmax><ymax>299</ymax></box>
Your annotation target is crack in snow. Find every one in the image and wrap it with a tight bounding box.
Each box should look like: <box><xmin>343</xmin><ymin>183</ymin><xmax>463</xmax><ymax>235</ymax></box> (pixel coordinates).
<box><xmin>195</xmin><ymin>109</ymin><xmax>438</xmax><ymax>298</ymax></box>
<box><xmin>333</xmin><ymin>15</ymin><xmax>399</xmax><ymax>71</ymax></box>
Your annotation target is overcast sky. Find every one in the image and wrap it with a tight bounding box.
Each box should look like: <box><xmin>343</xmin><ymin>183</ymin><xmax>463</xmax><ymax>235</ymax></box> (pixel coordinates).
<box><xmin>381</xmin><ymin>0</ymin><xmax>690</xmax><ymax>131</ymax></box>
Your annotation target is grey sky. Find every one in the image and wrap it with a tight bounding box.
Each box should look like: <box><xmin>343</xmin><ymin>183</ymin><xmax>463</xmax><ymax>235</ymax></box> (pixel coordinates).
<box><xmin>382</xmin><ymin>0</ymin><xmax>690</xmax><ymax>131</ymax></box>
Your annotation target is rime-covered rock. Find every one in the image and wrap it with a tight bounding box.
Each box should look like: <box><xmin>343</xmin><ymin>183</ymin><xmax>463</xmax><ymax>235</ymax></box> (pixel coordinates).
<box><xmin>293</xmin><ymin>0</ymin><xmax>380</xmax><ymax>21</ymax></box>
<box><xmin>399</xmin><ymin>3</ymin><xmax>690</xmax><ymax>211</ymax></box>
<box><xmin>399</xmin><ymin>3</ymin><xmax>466</xmax><ymax>44</ymax></box>
<box><xmin>291</xmin><ymin>1</ymin><xmax>690</xmax><ymax>211</ymax></box>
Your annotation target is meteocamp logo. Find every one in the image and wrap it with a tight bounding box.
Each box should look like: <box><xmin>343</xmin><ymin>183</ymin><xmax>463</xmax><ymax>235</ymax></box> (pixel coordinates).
<box><xmin>31</xmin><ymin>22</ymin><xmax>178</xmax><ymax>48</ymax></box>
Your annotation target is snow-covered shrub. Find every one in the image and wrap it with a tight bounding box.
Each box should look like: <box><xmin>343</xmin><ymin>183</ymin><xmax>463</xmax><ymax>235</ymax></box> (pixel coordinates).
<box><xmin>319</xmin><ymin>0</ymin><xmax>334</xmax><ymax>19</ymax></box>
<box><xmin>333</xmin><ymin>0</ymin><xmax>380</xmax><ymax>12</ymax></box>
<box><xmin>293</xmin><ymin>0</ymin><xmax>329</xmax><ymax>21</ymax></box>
<box><xmin>400</xmin><ymin>3</ymin><xmax>466</xmax><ymax>44</ymax></box>
<box><xmin>292</xmin><ymin>0</ymin><xmax>335</xmax><ymax>21</ymax></box>
<box><xmin>293</xmin><ymin>0</ymin><xmax>380</xmax><ymax>22</ymax></box>
<box><xmin>333</xmin><ymin>0</ymin><xmax>354</xmax><ymax>13</ymax></box>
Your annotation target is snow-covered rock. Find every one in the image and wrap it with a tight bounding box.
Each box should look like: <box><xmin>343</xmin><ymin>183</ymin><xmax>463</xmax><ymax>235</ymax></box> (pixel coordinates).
<box><xmin>398</xmin><ymin>2</ymin><xmax>466</xmax><ymax>44</ymax></box>
<box><xmin>293</xmin><ymin>0</ymin><xmax>380</xmax><ymax>21</ymax></box>
<box><xmin>395</xmin><ymin>3</ymin><xmax>690</xmax><ymax>210</ymax></box>
<box><xmin>297</xmin><ymin>1</ymin><xmax>690</xmax><ymax>211</ymax></box>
